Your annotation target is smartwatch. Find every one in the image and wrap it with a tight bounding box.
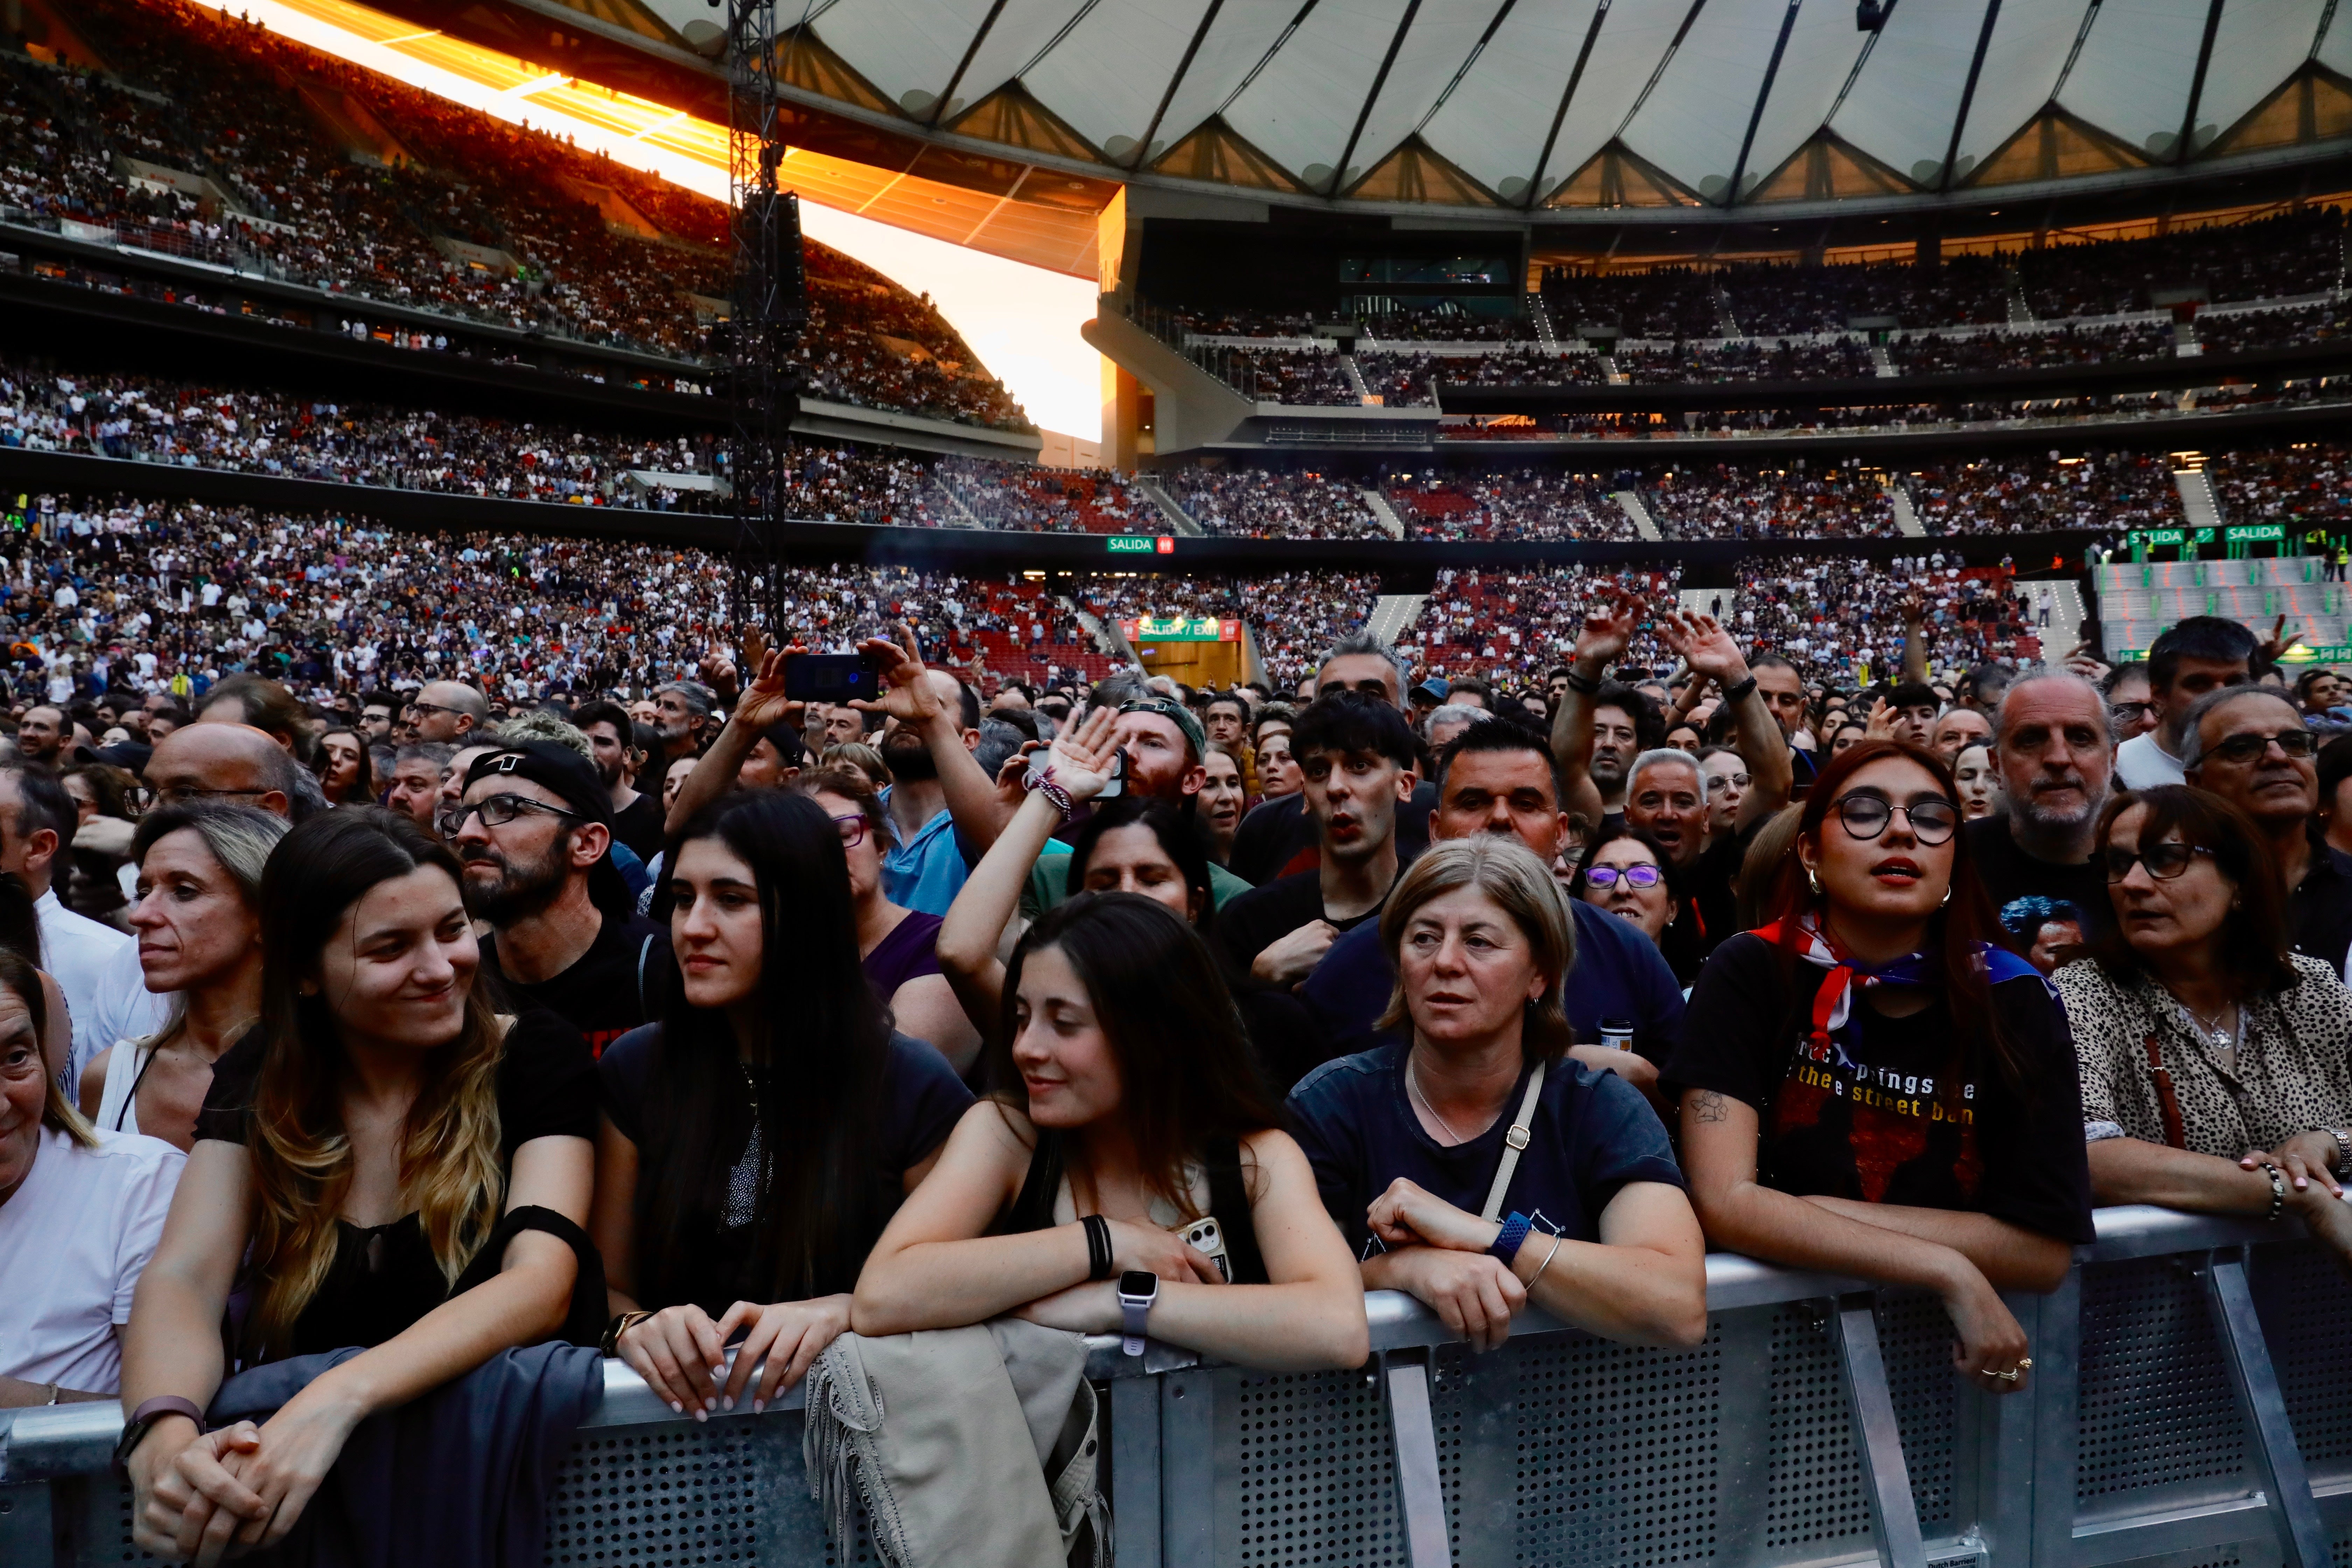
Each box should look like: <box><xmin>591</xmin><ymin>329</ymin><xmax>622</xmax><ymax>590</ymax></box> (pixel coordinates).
<box><xmin>1116</xmin><ymin>1269</ymin><xmax>1158</xmax><ymax>1356</ymax></box>
<box><xmin>113</xmin><ymin>1396</ymin><xmax>206</xmax><ymax>1476</ymax></box>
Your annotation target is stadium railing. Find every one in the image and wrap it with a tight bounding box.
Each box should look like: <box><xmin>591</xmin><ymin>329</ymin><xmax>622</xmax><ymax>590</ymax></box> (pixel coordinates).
<box><xmin>1</xmin><ymin>1205</ymin><xmax>2343</xmax><ymax>1568</ymax></box>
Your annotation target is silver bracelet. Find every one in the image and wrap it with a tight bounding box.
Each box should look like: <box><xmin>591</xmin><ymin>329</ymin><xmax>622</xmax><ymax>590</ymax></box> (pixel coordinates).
<box><xmin>1525</xmin><ymin>1233</ymin><xmax>1565</xmax><ymax>1290</ymax></box>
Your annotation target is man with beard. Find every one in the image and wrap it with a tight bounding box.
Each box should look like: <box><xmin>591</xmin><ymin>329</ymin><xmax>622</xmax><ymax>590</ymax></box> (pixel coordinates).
<box><xmin>650</xmin><ymin>681</ymin><xmax>717</xmax><ymax>771</ymax></box>
<box><xmin>576</xmin><ymin>698</ymin><xmax>664</xmax><ymax>862</ymax></box>
<box><xmin>2181</xmin><ymin>686</ymin><xmax>2352</xmax><ymax>974</ymax></box>
<box><xmin>1551</xmin><ymin>587</ymin><xmax>1665</xmax><ymax>827</ymax></box>
<box><xmin>1972</xmin><ymin>671</ymin><xmax>2118</xmax><ymax>961</ymax></box>
<box><xmin>449</xmin><ymin>741</ymin><xmax>671</xmax><ymax>1056</ymax></box>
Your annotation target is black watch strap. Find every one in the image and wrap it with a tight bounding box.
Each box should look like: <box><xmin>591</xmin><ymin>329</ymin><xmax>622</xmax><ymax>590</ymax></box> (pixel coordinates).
<box><xmin>113</xmin><ymin>1396</ymin><xmax>205</xmax><ymax>1476</ymax></box>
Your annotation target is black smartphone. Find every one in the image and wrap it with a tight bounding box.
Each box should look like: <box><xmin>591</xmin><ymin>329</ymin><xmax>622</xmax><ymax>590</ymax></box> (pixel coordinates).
<box><xmin>783</xmin><ymin>651</ymin><xmax>882</xmax><ymax>704</ymax></box>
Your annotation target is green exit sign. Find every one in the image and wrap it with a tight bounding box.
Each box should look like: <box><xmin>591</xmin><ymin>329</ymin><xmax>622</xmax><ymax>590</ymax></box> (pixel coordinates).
<box><xmin>1107</xmin><ymin>536</ymin><xmax>1175</xmax><ymax>555</ymax></box>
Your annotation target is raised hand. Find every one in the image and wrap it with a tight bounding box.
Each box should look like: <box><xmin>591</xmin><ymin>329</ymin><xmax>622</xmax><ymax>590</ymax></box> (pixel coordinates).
<box><xmin>699</xmin><ymin>642</ymin><xmax>741</xmax><ymax>702</ymax></box>
<box><xmin>1039</xmin><ymin>705</ymin><xmax>1121</xmax><ymax>803</ymax></box>
<box><xmin>1863</xmin><ymin>695</ymin><xmax>1900</xmax><ymax>740</ymax></box>
<box><xmin>1657</xmin><ymin>609</ymin><xmax>1750</xmax><ymax>688</ymax></box>
<box><xmin>2257</xmin><ymin>613</ymin><xmax>2305</xmax><ymax>665</ymax></box>
<box><xmin>732</xmin><ymin>637</ymin><xmax>807</xmax><ymax>735</ymax></box>
<box><xmin>848</xmin><ymin>621</ymin><xmax>945</xmax><ymax>726</ymax></box>
<box><xmin>1573</xmin><ymin>586</ymin><xmax>1645</xmax><ymax>670</ymax></box>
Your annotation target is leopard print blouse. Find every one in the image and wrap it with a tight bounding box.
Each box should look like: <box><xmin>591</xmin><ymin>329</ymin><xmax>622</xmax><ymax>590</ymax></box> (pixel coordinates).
<box><xmin>2051</xmin><ymin>952</ymin><xmax>2352</xmax><ymax>1157</ymax></box>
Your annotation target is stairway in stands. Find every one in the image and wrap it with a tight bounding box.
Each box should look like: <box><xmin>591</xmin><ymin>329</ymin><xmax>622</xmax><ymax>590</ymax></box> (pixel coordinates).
<box><xmin>1367</xmin><ymin>593</ymin><xmax>1427</xmax><ymax>648</ymax></box>
<box><xmin>1527</xmin><ymin>294</ymin><xmax>1560</xmax><ymax>350</ymax></box>
<box><xmin>1358</xmin><ymin>489</ymin><xmax>1408</xmax><ymax>539</ymax></box>
<box><xmin>1136</xmin><ymin>477</ymin><xmax>1202</xmax><ymax>536</ymax></box>
<box><xmin>1612</xmin><ymin>490</ymin><xmax>1663</xmax><ymax>541</ymax></box>
<box><xmin>1885</xmin><ymin>482</ymin><xmax>1926</xmax><ymax>537</ymax></box>
<box><xmin>2093</xmin><ymin>556</ymin><xmax>2350</xmax><ymax>656</ymax></box>
<box><xmin>1339</xmin><ymin>355</ymin><xmax>1372</xmax><ymax>403</ymax></box>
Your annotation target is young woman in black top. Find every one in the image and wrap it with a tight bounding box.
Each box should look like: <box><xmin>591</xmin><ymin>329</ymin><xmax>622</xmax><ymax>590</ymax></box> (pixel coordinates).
<box><xmin>590</xmin><ymin>792</ymin><xmax>971</xmax><ymax>1420</ymax></box>
<box><xmin>1668</xmin><ymin>740</ymin><xmax>2094</xmax><ymax>1395</ymax></box>
<box><xmin>118</xmin><ymin>809</ymin><xmax>599</xmax><ymax>1562</ymax></box>
<box><xmin>855</xmin><ymin>893</ymin><xmax>1367</xmax><ymax>1371</ymax></box>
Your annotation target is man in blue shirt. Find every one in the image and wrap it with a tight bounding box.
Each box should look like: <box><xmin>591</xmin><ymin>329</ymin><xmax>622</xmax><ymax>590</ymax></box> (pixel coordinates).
<box><xmin>1296</xmin><ymin>715</ymin><xmax>1685</xmax><ymax>1088</ymax></box>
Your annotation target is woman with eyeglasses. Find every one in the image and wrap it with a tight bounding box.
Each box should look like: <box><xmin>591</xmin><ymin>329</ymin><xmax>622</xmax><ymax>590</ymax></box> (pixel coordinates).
<box><xmin>1668</xmin><ymin>740</ymin><xmax>2095</xmax><ymax>1395</ymax></box>
<box><xmin>590</xmin><ymin>791</ymin><xmax>973</xmax><ymax>1420</ymax></box>
<box><xmin>2050</xmin><ymin>785</ymin><xmax>2352</xmax><ymax>1275</ymax></box>
<box><xmin>1569</xmin><ymin>825</ymin><xmax>1676</xmax><ymax>950</ymax></box>
<box><xmin>792</xmin><ymin>766</ymin><xmax>980</xmax><ymax>1076</ymax></box>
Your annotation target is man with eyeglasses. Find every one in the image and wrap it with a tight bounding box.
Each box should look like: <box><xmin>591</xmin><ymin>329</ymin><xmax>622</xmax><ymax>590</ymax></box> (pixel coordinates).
<box><xmin>448</xmin><ymin>741</ymin><xmax>671</xmax><ymax>1056</ymax></box>
<box><xmin>2101</xmin><ymin>662</ymin><xmax>2158</xmax><ymax>744</ymax></box>
<box><xmin>405</xmin><ymin>680</ymin><xmax>489</xmax><ymax>745</ymax></box>
<box><xmin>2180</xmin><ymin>686</ymin><xmax>2352</xmax><ymax>975</ymax></box>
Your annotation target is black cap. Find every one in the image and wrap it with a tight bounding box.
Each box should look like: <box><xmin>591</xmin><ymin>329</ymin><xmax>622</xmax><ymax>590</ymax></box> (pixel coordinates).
<box><xmin>462</xmin><ymin>741</ymin><xmax>632</xmax><ymax>916</ymax></box>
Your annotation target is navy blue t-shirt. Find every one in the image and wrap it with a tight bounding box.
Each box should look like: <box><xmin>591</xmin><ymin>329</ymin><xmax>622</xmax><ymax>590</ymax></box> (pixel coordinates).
<box><xmin>1296</xmin><ymin>897</ymin><xmax>1687</xmax><ymax>1066</ymax></box>
<box><xmin>1286</xmin><ymin>1045</ymin><xmax>1685</xmax><ymax>1255</ymax></box>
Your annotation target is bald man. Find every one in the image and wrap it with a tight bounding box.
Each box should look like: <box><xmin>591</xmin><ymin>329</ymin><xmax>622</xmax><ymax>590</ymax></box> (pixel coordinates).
<box><xmin>146</xmin><ymin>722</ymin><xmax>320</xmax><ymax>821</ymax></box>
<box><xmin>408</xmin><ymin>680</ymin><xmax>490</xmax><ymax>744</ymax></box>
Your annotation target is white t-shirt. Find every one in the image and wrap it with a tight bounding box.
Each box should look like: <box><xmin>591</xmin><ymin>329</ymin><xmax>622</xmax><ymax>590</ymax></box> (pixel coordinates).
<box><xmin>38</xmin><ymin>890</ymin><xmax>139</xmax><ymax>1101</ymax></box>
<box><xmin>2115</xmin><ymin>730</ymin><xmax>2187</xmax><ymax>792</ymax></box>
<box><xmin>0</xmin><ymin>1126</ymin><xmax>184</xmax><ymax>1394</ymax></box>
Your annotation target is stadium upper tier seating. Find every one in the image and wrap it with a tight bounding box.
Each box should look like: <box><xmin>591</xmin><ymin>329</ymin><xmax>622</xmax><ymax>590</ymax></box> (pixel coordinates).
<box><xmin>0</xmin><ymin>0</ymin><xmax>1027</xmax><ymax>429</ymax></box>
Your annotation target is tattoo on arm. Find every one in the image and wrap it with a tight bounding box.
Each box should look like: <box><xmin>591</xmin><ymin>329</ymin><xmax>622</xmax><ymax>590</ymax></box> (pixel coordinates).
<box><xmin>1690</xmin><ymin>1091</ymin><xmax>1729</xmax><ymax>1124</ymax></box>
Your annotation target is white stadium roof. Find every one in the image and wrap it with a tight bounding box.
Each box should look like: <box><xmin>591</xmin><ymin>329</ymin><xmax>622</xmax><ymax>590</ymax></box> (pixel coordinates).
<box><xmin>593</xmin><ymin>0</ymin><xmax>2352</xmax><ymax>211</ymax></box>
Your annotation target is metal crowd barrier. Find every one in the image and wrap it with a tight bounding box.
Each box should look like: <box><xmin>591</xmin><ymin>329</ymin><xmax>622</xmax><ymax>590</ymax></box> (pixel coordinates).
<box><xmin>2</xmin><ymin>1205</ymin><xmax>2346</xmax><ymax>1568</ymax></box>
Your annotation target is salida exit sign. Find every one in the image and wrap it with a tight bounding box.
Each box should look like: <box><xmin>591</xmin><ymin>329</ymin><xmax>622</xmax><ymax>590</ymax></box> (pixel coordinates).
<box><xmin>1107</xmin><ymin>536</ymin><xmax>1175</xmax><ymax>554</ymax></box>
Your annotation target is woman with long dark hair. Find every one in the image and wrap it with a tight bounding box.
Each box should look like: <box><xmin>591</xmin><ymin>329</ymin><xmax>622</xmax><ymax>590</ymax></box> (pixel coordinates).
<box><xmin>1667</xmin><ymin>740</ymin><xmax>2094</xmax><ymax>1394</ymax></box>
<box><xmin>589</xmin><ymin>791</ymin><xmax>972</xmax><ymax>1418</ymax></box>
<box><xmin>118</xmin><ymin>809</ymin><xmax>599</xmax><ymax>1560</ymax></box>
<box><xmin>2053</xmin><ymin>786</ymin><xmax>2352</xmax><ymax>1271</ymax></box>
<box><xmin>854</xmin><ymin>893</ymin><xmax>1366</xmax><ymax>1370</ymax></box>
<box><xmin>313</xmin><ymin>727</ymin><xmax>375</xmax><ymax>807</ymax></box>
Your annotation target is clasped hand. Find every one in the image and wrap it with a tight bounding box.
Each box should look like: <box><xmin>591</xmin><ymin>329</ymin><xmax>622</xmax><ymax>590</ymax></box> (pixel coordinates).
<box><xmin>1366</xmin><ymin>1178</ymin><xmax>1524</xmax><ymax>1352</ymax></box>
<box><xmin>615</xmin><ymin>1295</ymin><xmax>854</xmax><ymax>1419</ymax></box>
<box><xmin>131</xmin><ymin>1382</ymin><xmax>363</xmax><ymax>1565</ymax></box>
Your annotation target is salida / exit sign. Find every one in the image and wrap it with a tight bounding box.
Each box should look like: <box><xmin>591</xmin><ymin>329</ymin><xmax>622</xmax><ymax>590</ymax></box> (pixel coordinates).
<box><xmin>1106</xmin><ymin>536</ymin><xmax>1175</xmax><ymax>554</ymax></box>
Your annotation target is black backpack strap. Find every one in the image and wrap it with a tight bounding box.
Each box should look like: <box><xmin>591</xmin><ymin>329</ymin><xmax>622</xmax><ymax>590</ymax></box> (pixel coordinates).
<box><xmin>1003</xmin><ymin>1128</ymin><xmax>1064</xmax><ymax>1234</ymax></box>
<box><xmin>1204</xmin><ymin>1138</ymin><xmax>1268</xmax><ymax>1286</ymax></box>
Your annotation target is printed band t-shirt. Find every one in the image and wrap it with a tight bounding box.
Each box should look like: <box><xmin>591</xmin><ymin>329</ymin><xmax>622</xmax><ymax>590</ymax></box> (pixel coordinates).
<box><xmin>1666</xmin><ymin>931</ymin><xmax>2095</xmax><ymax>1243</ymax></box>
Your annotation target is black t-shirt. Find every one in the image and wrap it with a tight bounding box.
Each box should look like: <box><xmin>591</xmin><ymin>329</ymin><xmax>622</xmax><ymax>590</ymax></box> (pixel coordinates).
<box><xmin>2291</xmin><ymin>830</ymin><xmax>2352</xmax><ymax>977</ymax></box>
<box><xmin>599</xmin><ymin>1025</ymin><xmax>973</xmax><ymax>1313</ymax></box>
<box><xmin>1665</xmin><ymin>932</ymin><xmax>2096</xmax><ymax>1243</ymax></box>
<box><xmin>610</xmin><ymin>792</ymin><xmax>666</xmax><ymax>864</ymax></box>
<box><xmin>195</xmin><ymin>1010</ymin><xmax>599</xmax><ymax>1356</ymax></box>
<box><xmin>481</xmin><ymin>912</ymin><xmax>673</xmax><ymax>1059</ymax></box>
<box><xmin>1217</xmin><ymin>867</ymin><xmax>1393</xmax><ymax>973</ymax></box>
<box><xmin>1965</xmin><ymin>816</ymin><xmax>2114</xmax><ymax>960</ymax></box>
<box><xmin>1287</xmin><ymin>1046</ymin><xmax>1685</xmax><ymax>1256</ymax></box>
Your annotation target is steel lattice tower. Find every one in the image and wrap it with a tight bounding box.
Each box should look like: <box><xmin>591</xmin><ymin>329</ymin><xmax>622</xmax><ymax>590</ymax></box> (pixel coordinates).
<box><xmin>725</xmin><ymin>0</ymin><xmax>804</xmax><ymax>641</ymax></box>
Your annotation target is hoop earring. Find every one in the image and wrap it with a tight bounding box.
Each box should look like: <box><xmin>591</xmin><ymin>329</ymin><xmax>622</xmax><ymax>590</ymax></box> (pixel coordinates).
<box><xmin>1805</xmin><ymin>865</ymin><xmax>1822</xmax><ymax>896</ymax></box>
<box><xmin>1940</xmin><ymin>883</ymin><xmax>1953</xmax><ymax>907</ymax></box>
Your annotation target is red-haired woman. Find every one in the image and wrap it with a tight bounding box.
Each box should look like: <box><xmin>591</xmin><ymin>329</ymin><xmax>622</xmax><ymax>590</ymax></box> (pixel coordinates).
<box><xmin>1665</xmin><ymin>740</ymin><xmax>2094</xmax><ymax>1395</ymax></box>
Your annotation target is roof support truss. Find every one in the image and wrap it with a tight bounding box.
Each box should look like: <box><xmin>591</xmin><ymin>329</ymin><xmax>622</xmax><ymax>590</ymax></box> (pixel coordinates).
<box><xmin>931</xmin><ymin>0</ymin><xmax>1016</xmax><ymax>123</ymax></box>
<box><xmin>1939</xmin><ymin>0</ymin><xmax>2003</xmax><ymax>189</ymax></box>
<box><xmin>2176</xmin><ymin>0</ymin><xmax>2228</xmax><ymax>161</ymax></box>
<box><xmin>1129</xmin><ymin>0</ymin><xmax>1228</xmax><ymax>167</ymax></box>
<box><xmin>1328</xmin><ymin>0</ymin><xmax>1428</xmax><ymax>192</ymax></box>
<box><xmin>1524</xmin><ymin>0</ymin><xmax>1614</xmax><ymax>207</ymax></box>
<box><xmin>1726</xmin><ymin>0</ymin><xmax>1805</xmax><ymax>204</ymax></box>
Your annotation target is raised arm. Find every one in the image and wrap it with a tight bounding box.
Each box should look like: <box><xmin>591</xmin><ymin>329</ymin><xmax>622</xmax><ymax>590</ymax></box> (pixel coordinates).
<box><xmin>934</xmin><ymin>708</ymin><xmax>1119</xmax><ymax>1034</ymax></box>
<box><xmin>853</xmin><ymin>622</ymin><xmax>1015</xmax><ymax>851</ymax></box>
<box><xmin>1658</xmin><ymin>609</ymin><xmax>1791</xmax><ymax>829</ymax></box>
<box><xmin>665</xmin><ymin>631</ymin><xmax>802</xmax><ymax>839</ymax></box>
<box><xmin>1679</xmin><ymin>1090</ymin><xmax>2044</xmax><ymax>1388</ymax></box>
<box><xmin>1549</xmin><ymin>586</ymin><xmax>1640</xmax><ymax>824</ymax></box>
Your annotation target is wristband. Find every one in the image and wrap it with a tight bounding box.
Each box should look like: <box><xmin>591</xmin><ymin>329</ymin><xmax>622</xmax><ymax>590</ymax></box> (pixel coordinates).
<box><xmin>1116</xmin><ymin>1269</ymin><xmax>1158</xmax><ymax>1356</ymax></box>
<box><xmin>1490</xmin><ymin>1211</ymin><xmax>1533</xmax><ymax>1265</ymax></box>
<box><xmin>2256</xmin><ymin>1161</ymin><xmax>2287</xmax><ymax>1222</ymax></box>
<box><xmin>1082</xmin><ymin>1214</ymin><xmax>1114</xmax><ymax>1281</ymax></box>
<box><xmin>113</xmin><ymin>1396</ymin><xmax>206</xmax><ymax>1477</ymax></box>
<box><xmin>601</xmin><ymin>1310</ymin><xmax>653</xmax><ymax>1358</ymax></box>
<box><xmin>1722</xmin><ymin>674</ymin><xmax>1758</xmax><ymax>704</ymax></box>
<box><xmin>1563</xmin><ymin>669</ymin><xmax>1600</xmax><ymax>696</ymax></box>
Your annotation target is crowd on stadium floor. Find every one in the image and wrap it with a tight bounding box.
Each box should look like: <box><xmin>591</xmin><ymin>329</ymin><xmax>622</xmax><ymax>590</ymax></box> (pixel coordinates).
<box><xmin>7</xmin><ymin>531</ymin><xmax>2350</xmax><ymax>1566</ymax></box>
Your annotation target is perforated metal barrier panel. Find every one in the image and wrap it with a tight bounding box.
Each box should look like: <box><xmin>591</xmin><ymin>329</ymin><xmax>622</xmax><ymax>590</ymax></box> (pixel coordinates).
<box><xmin>4</xmin><ymin>1214</ymin><xmax>2345</xmax><ymax>1568</ymax></box>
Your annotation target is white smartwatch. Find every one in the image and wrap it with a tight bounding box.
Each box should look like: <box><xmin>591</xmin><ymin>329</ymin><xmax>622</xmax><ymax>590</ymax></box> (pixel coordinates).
<box><xmin>1117</xmin><ymin>1269</ymin><xmax>1158</xmax><ymax>1356</ymax></box>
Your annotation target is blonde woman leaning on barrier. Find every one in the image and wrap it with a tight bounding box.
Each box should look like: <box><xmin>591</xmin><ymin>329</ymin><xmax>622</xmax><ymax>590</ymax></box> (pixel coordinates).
<box><xmin>1669</xmin><ymin>740</ymin><xmax>2096</xmax><ymax>1396</ymax></box>
<box><xmin>1287</xmin><ymin>836</ymin><xmax>1708</xmax><ymax>1354</ymax></box>
<box><xmin>854</xmin><ymin>892</ymin><xmax>1368</xmax><ymax>1371</ymax></box>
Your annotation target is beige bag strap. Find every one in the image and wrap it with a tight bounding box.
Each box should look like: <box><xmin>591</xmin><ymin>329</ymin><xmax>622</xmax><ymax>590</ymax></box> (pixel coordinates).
<box><xmin>1479</xmin><ymin>1059</ymin><xmax>1546</xmax><ymax>1223</ymax></box>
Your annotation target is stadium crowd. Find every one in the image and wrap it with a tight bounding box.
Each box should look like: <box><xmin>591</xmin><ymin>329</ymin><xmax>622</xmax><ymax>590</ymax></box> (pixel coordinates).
<box><xmin>0</xmin><ymin>488</ymin><xmax>2346</xmax><ymax>1566</ymax></box>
